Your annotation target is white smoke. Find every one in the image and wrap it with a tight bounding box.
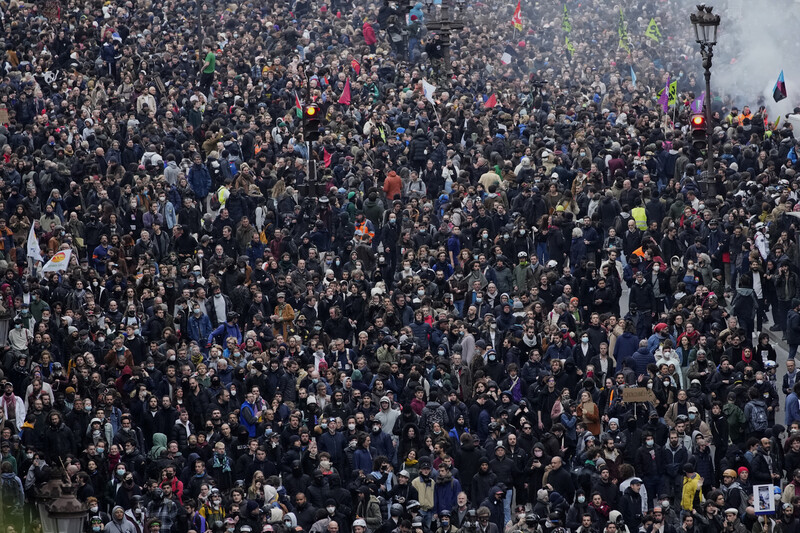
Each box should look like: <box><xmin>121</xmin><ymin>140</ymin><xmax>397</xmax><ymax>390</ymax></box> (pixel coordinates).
<box><xmin>685</xmin><ymin>0</ymin><xmax>800</xmax><ymax>117</ymax></box>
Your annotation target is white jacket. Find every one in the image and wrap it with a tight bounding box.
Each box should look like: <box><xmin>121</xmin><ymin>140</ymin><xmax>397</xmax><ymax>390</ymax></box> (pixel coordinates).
<box><xmin>0</xmin><ymin>394</ymin><xmax>25</xmax><ymax>430</ymax></box>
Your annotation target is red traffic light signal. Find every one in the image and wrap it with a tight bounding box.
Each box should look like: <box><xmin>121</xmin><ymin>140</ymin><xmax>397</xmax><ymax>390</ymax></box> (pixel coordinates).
<box><xmin>690</xmin><ymin>114</ymin><xmax>705</xmax><ymax>128</ymax></box>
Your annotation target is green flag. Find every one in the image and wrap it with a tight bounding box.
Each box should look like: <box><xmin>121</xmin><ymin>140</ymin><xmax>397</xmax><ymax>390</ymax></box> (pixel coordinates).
<box><xmin>565</xmin><ymin>35</ymin><xmax>575</xmax><ymax>56</ymax></box>
<box><xmin>618</xmin><ymin>8</ymin><xmax>630</xmax><ymax>52</ymax></box>
<box><xmin>562</xmin><ymin>4</ymin><xmax>571</xmax><ymax>33</ymax></box>
<box><xmin>658</xmin><ymin>81</ymin><xmax>678</xmax><ymax>105</ymax></box>
<box><xmin>645</xmin><ymin>17</ymin><xmax>662</xmax><ymax>42</ymax></box>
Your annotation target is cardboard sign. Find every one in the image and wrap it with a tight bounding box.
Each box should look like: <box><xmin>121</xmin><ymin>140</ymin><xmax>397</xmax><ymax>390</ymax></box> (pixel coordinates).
<box><xmin>0</xmin><ymin>106</ymin><xmax>9</xmax><ymax>125</ymax></box>
<box><xmin>622</xmin><ymin>387</ymin><xmax>656</xmax><ymax>403</ymax></box>
<box><xmin>754</xmin><ymin>484</ymin><xmax>776</xmax><ymax>515</ymax></box>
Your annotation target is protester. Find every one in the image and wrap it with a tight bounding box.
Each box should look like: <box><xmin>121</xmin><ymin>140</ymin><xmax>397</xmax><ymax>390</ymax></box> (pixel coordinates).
<box><xmin>0</xmin><ymin>0</ymin><xmax>798</xmax><ymax>532</ymax></box>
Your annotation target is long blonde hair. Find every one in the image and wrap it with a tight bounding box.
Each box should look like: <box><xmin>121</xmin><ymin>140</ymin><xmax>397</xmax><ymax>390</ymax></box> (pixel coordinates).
<box><xmin>270</xmin><ymin>179</ymin><xmax>286</xmax><ymax>199</ymax></box>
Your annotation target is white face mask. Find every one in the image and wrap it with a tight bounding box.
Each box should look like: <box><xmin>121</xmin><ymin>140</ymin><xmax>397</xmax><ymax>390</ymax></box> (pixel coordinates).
<box><xmin>348</xmin><ymin>423</ymin><xmax>356</xmax><ymax>431</ymax></box>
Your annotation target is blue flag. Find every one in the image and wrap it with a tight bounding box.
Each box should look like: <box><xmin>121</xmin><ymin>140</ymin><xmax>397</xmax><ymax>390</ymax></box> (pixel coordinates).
<box><xmin>774</xmin><ymin>70</ymin><xmax>787</xmax><ymax>102</ymax></box>
<box><xmin>630</xmin><ymin>66</ymin><xmax>637</xmax><ymax>89</ymax></box>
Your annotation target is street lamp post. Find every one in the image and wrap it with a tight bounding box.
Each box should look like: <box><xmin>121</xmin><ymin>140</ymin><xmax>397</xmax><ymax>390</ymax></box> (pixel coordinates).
<box><xmin>425</xmin><ymin>0</ymin><xmax>464</xmax><ymax>75</ymax></box>
<box><xmin>36</xmin><ymin>469</ymin><xmax>88</xmax><ymax>533</ymax></box>
<box><xmin>689</xmin><ymin>4</ymin><xmax>721</xmax><ymax>180</ymax></box>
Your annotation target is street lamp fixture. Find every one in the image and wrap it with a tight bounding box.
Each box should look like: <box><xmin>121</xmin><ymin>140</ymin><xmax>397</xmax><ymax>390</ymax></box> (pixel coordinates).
<box><xmin>689</xmin><ymin>3</ymin><xmax>721</xmax><ymax>181</ymax></box>
<box><xmin>36</xmin><ymin>469</ymin><xmax>88</xmax><ymax>533</ymax></box>
<box><xmin>690</xmin><ymin>4</ymin><xmax>720</xmax><ymax>45</ymax></box>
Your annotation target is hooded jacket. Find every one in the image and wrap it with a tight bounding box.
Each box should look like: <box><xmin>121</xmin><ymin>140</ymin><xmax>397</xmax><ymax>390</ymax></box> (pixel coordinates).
<box><xmin>108</xmin><ymin>505</ymin><xmax>138</xmax><ymax>533</ymax></box>
<box><xmin>619</xmin><ymin>486</ymin><xmax>643</xmax><ymax>531</ymax></box>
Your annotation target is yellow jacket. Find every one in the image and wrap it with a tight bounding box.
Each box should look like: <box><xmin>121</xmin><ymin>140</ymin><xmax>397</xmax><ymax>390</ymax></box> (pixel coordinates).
<box><xmin>681</xmin><ymin>473</ymin><xmax>703</xmax><ymax>511</ymax></box>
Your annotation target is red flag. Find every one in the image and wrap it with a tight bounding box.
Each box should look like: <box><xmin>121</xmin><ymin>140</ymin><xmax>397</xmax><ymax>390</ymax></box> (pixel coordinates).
<box><xmin>338</xmin><ymin>79</ymin><xmax>351</xmax><ymax>105</ymax></box>
<box><xmin>351</xmin><ymin>59</ymin><xmax>361</xmax><ymax>75</ymax></box>
<box><xmin>511</xmin><ymin>0</ymin><xmax>522</xmax><ymax>30</ymax></box>
<box><xmin>484</xmin><ymin>93</ymin><xmax>497</xmax><ymax>108</ymax></box>
<box><xmin>323</xmin><ymin>148</ymin><xmax>332</xmax><ymax>168</ymax></box>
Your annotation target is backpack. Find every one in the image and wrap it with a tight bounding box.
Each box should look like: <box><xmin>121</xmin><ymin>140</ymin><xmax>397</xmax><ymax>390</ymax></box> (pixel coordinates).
<box><xmin>750</xmin><ymin>402</ymin><xmax>768</xmax><ymax>432</ymax></box>
<box><xmin>209</xmin><ymin>189</ymin><xmax>222</xmax><ymax>211</ymax></box>
<box><xmin>1</xmin><ymin>476</ymin><xmax>21</xmax><ymax>516</ymax></box>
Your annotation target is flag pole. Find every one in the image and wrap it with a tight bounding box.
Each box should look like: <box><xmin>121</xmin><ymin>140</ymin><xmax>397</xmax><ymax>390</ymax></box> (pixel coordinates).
<box><xmin>431</xmin><ymin>98</ymin><xmax>441</xmax><ymax>125</ymax></box>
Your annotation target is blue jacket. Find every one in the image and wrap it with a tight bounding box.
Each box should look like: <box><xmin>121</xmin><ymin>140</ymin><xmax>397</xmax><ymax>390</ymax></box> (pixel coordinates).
<box><xmin>188</xmin><ymin>313</ymin><xmax>213</xmax><ymax>346</ymax></box>
<box><xmin>318</xmin><ymin>430</ymin><xmax>348</xmax><ymax>467</ymax></box>
<box><xmin>239</xmin><ymin>400</ymin><xmax>258</xmax><ymax>437</ymax></box>
<box><xmin>614</xmin><ymin>332</ymin><xmax>641</xmax><ymax>370</ymax></box>
<box><xmin>434</xmin><ymin>475</ymin><xmax>462</xmax><ymax>515</ymax></box>
<box><xmin>188</xmin><ymin>164</ymin><xmax>212</xmax><ymax>198</ymax></box>
<box><xmin>353</xmin><ymin>448</ymin><xmax>374</xmax><ymax>473</ymax></box>
<box><xmin>370</xmin><ymin>430</ymin><xmax>395</xmax><ymax>462</ymax></box>
<box><xmin>545</xmin><ymin>342</ymin><xmax>571</xmax><ymax>362</ymax></box>
<box><xmin>208</xmin><ymin>322</ymin><xmax>242</xmax><ymax>346</ymax></box>
<box><xmin>159</xmin><ymin>201</ymin><xmax>177</xmax><ymax>229</ymax></box>
<box><xmin>631</xmin><ymin>347</ymin><xmax>655</xmax><ymax>376</ymax></box>
<box><xmin>246</xmin><ymin>241</ymin><xmax>266</xmax><ymax>266</ymax></box>
<box><xmin>787</xmin><ymin>392</ymin><xmax>800</xmax><ymax>426</ymax></box>
<box><xmin>647</xmin><ymin>332</ymin><xmax>676</xmax><ymax>356</ymax></box>
<box><xmin>691</xmin><ymin>446</ymin><xmax>714</xmax><ymax>483</ymax></box>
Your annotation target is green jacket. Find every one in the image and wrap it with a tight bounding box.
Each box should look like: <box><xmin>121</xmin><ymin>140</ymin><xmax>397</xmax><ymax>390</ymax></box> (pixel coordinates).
<box><xmin>723</xmin><ymin>402</ymin><xmax>746</xmax><ymax>443</ymax></box>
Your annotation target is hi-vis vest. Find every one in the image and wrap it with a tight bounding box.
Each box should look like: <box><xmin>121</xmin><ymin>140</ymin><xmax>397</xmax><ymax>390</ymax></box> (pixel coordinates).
<box><xmin>632</xmin><ymin>206</ymin><xmax>647</xmax><ymax>230</ymax></box>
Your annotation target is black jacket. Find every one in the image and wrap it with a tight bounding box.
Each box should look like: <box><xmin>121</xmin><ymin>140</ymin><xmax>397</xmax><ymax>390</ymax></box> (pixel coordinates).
<box><xmin>620</xmin><ymin>486</ymin><xmax>643</xmax><ymax>531</ymax></box>
<box><xmin>43</xmin><ymin>417</ymin><xmax>76</xmax><ymax>462</ymax></box>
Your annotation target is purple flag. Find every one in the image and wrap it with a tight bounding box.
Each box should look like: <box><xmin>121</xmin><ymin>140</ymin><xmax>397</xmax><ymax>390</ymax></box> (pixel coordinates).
<box><xmin>658</xmin><ymin>74</ymin><xmax>670</xmax><ymax>113</ymax></box>
<box><xmin>658</xmin><ymin>89</ymin><xmax>669</xmax><ymax>113</ymax></box>
<box><xmin>691</xmin><ymin>92</ymin><xmax>705</xmax><ymax>113</ymax></box>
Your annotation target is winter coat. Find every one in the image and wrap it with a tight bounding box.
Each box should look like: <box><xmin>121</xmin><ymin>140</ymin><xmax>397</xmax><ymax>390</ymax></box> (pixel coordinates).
<box><xmin>188</xmin><ymin>164</ymin><xmax>212</xmax><ymax>198</ymax></box>
<box><xmin>732</xmin><ymin>288</ymin><xmax>758</xmax><ymax>321</ymax></box>
<box><xmin>408</xmin><ymin>134</ymin><xmax>430</xmax><ymax>163</ymax></box>
<box><xmin>620</xmin><ymin>486</ymin><xmax>643</xmax><ymax>530</ymax></box>
<box><xmin>43</xmin><ymin>417</ymin><xmax>76</xmax><ymax>462</ymax></box>
<box><xmin>434</xmin><ymin>472</ymin><xmax>462</xmax><ymax>515</ymax></box>
<box><xmin>105</xmin><ymin>506</ymin><xmax>137</xmax><ymax>533</ymax></box>
<box><xmin>788</xmin><ymin>309</ymin><xmax>800</xmax><ymax>345</ymax></box>
<box><xmin>631</xmin><ymin>347</ymin><xmax>655</xmax><ymax>376</ymax></box>
<box><xmin>356</xmin><ymin>494</ymin><xmax>383</xmax><ymax>533</ymax></box>
<box><xmin>480</xmin><ymin>487</ymin><xmax>507</xmax><ymax>533</ymax></box>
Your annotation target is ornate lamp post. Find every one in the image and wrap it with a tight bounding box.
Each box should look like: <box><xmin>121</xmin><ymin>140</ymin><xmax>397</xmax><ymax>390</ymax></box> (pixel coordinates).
<box><xmin>425</xmin><ymin>0</ymin><xmax>464</xmax><ymax>74</ymax></box>
<box><xmin>689</xmin><ymin>4</ymin><xmax>721</xmax><ymax>177</ymax></box>
<box><xmin>36</xmin><ymin>469</ymin><xmax>88</xmax><ymax>533</ymax></box>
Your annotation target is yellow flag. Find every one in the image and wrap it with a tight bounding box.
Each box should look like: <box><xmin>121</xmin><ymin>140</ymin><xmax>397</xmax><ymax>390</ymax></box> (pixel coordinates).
<box><xmin>562</xmin><ymin>4</ymin><xmax>571</xmax><ymax>33</ymax></box>
<box><xmin>658</xmin><ymin>81</ymin><xmax>678</xmax><ymax>105</ymax></box>
<box><xmin>565</xmin><ymin>36</ymin><xmax>575</xmax><ymax>56</ymax></box>
<box><xmin>645</xmin><ymin>17</ymin><xmax>662</xmax><ymax>42</ymax></box>
<box><xmin>618</xmin><ymin>8</ymin><xmax>630</xmax><ymax>53</ymax></box>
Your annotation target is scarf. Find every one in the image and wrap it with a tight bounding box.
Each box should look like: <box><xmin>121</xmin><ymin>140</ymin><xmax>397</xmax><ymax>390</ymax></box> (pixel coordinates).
<box><xmin>212</xmin><ymin>453</ymin><xmax>231</xmax><ymax>473</ymax></box>
<box><xmin>1</xmin><ymin>393</ymin><xmax>16</xmax><ymax>417</ymax></box>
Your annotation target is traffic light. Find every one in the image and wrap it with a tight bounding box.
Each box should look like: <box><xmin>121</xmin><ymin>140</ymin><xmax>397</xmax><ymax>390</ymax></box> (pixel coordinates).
<box><xmin>690</xmin><ymin>113</ymin><xmax>707</xmax><ymax>151</ymax></box>
<box><xmin>303</xmin><ymin>104</ymin><xmax>321</xmax><ymax>141</ymax></box>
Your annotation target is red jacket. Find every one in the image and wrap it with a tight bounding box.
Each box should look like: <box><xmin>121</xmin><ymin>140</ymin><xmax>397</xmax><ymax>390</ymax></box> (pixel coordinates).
<box><xmin>363</xmin><ymin>22</ymin><xmax>377</xmax><ymax>45</ymax></box>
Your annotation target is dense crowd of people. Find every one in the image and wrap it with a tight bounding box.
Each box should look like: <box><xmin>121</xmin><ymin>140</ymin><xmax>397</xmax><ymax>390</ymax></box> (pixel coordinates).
<box><xmin>0</xmin><ymin>1</ymin><xmax>800</xmax><ymax>533</ymax></box>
